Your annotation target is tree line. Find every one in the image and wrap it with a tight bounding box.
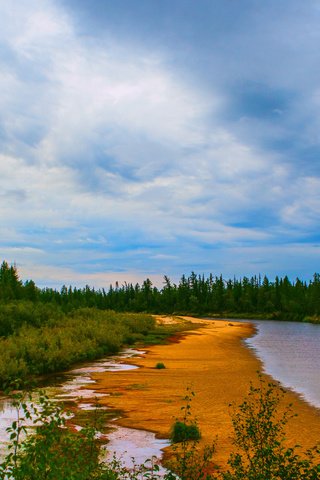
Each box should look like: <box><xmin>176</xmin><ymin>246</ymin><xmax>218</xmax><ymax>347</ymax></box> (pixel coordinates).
<box><xmin>1</xmin><ymin>261</ymin><xmax>320</xmax><ymax>321</ymax></box>
<box><xmin>0</xmin><ymin>263</ymin><xmax>167</xmax><ymax>388</ymax></box>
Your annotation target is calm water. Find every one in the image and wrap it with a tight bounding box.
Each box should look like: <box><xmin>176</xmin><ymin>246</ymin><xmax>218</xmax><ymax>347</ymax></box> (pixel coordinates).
<box><xmin>0</xmin><ymin>348</ymin><xmax>170</xmax><ymax>469</ymax></box>
<box><xmin>0</xmin><ymin>348</ymin><xmax>141</xmax><ymax>447</ymax></box>
<box><xmin>245</xmin><ymin>320</ymin><xmax>320</xmax><ymax>409</ymax></box>
<box><xmin>1</xmin><ymin>320</ymin><xmax>319</xmax><ymax>469</ymax></box>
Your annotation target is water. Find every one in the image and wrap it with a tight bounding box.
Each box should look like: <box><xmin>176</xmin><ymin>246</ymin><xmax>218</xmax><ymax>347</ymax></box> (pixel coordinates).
<box><xmin>53</xmin><ymin>348</ymin><xmax>141</xmax><ymax>401</ymax></box>
<box><xmin>1</xmin><ymin>320</ymin><xmax>319</xmax><ymax>472</ymax></box>
<box><xmin>245</xmin><ymin>320</ymin><xmax>320</xmax><ymax>409</ymax></box>
<box><xmin>105</xmin><ymin>426</ymin><xmax>169</xmax><ymax>475</ymax></box>
<box><xmin>0</xmin><ymin>348</ymin><xmax>170</xmax><ymax>470</ymax></box>
<box><xmin>0</xmin><ymin>349</ymin><xmax>142</xmax><ymax>445</ymax></box>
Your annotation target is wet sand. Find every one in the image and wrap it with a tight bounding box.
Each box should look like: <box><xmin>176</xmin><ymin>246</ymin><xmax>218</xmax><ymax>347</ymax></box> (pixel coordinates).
<box><xmin>90</xmin><ymin>317</ymin><xmax>320</xmax><ymax>468</ymax></box>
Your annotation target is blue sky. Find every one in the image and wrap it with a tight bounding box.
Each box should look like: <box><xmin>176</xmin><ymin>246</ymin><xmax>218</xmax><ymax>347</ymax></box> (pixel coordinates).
<box><xmin>1</xmin><ymin>0</ymin><xmax>320</xmax><ymax>288</ymax></box>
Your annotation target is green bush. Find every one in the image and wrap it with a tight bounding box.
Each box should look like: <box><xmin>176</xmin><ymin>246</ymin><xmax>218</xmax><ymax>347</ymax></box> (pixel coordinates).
<box><xmin>0</xmin><ymin>391</ymin><xmax>168</xmax><ymax>479</ymax></box>
<box><xmin>0</xmin><ymin>392</ymin><xmax>102</xmax><ymax>480</ymax></box>
<box><xmin>170</xmin><ymin>388</ymin><xmax>201</xmax><ymax>444</ymax></box>
<box><xmin>171</xmin><ymin>420</ymin><xmax>201</xmax><ymax>443</ymax></box>
<box><xmin>155</xmin><ymin>362</ymin><xmax>166</xmax><ymax>369</ymax></box>
<box><xmin>222</xmin><ymin>375</ymin><xmax>320</xmax><ymax>480</ymax></box>
<box><xmin>0</xmin><ymin>308</ymin><xmax>157</xmax><ymax>388</ymax></box>
<box><xmin>3</xmin><ymin>378</ymin><xmax>320</xmax><ymax>480</ymax></box>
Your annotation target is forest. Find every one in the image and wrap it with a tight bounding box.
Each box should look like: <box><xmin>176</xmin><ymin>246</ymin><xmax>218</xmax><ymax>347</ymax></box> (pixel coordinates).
<box><xmin>1</xmin><ymin>260</ymin><xmax>320</xmax><ymax>478</ymax></box>
<box><xmin>1</xmin><ymin>259</ymin><xmax>319</xmax><ymax>387</ymax></box>
<box><xmin>0</xmin><ymin>262</ymin><xmax>176</xmax><ymax>388</ymax></box>
<box><xmin>1</xmin><ymin>261</ymin><xmax>320</xmax><ymax>322</ymax></box>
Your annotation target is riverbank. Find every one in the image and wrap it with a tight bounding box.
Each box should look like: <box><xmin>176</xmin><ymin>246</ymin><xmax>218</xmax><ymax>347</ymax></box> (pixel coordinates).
<box><xmin>89</xmin><ymin>317</ymin><xmax>320</xmax><ymax>469</ymax></box>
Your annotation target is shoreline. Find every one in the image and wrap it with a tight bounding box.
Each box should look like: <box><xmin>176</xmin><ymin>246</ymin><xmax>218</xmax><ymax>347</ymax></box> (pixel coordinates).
<box><xmin>89</xmin><ymin>317</ymin><xmax>320</xmax><ymax>468</ymax></box>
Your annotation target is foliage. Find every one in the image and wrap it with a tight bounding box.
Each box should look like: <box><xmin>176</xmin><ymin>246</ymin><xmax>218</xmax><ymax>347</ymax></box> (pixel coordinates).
<box><xmin>155</xmin><ymin>362</ymin><xmax>166</xmax><ymax>369</ymax></box>
<box><xmin>222</xmin><ymin>376</ymin><xmax>320</xmax><ymax>480</ymax></box>
<box><xmin>0</xmin><ymin>391</ymin><xmax>102</xmax><ymax>480</ymax></box>
<box><xmin>171</xmin><ymin>421</ymin><xmax>200</xmax><ymax>443</ymax></box>
<box><xmin>170</xmin><ymin>389</ymin><xmax>201</xmax><ymax>444</ymax></box>
<box><xmin>0</xmin><ymin>261</ymin><xmax>23</xmax><ymax>302</ymax></box>
<box><xmin>0</xmin><ymin>390</ymin><xmax>168</xmax><ymax>480</ymax></box>
<box><xmin>0</xmin><ymin>307</ymin><xmax>156</xmax><ymax>389</ymax></box>
<box><xmin>1</xmin><ymin>380</ymin><xmax>320</xmax><ymax>479</ymax></box>
<box><xmin>167</xmin><ymin>388</ymin><xmax>214</xmax><ymax>480</ymax></box>
<box><xmin>2</xmin><ymin>261</ymin><xmax>320</xmax><ymax>320</ymax></box>
<box><xmin>1</xmin><ymin>260</ymin><xmax>320</xmax><ymax>476</ymax></box>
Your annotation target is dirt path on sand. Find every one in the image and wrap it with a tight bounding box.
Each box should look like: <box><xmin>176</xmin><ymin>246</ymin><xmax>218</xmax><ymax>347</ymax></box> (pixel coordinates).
<box><xmin>89</xmin><ymin>317</ymin><xmax>320</xmax><ymax>468</ymax></box>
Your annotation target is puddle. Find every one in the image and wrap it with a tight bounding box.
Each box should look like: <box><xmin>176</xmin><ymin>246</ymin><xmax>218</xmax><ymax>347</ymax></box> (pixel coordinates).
<box><xmin>0</xmin><ymin>349</ymin><xmax>141</xmax><ymax>446</ymax></box>
<box><xmin>104</xmin><ymin>425</ymin><xmax>170</xmax><ymax>476</ymax></box>
<box><xmin>54</xmin><ymin>349</ymin><xmax>142</xmax><ymax>402</ymax></box>
<box><xmin>0</xmin><ymin>400</ymin><xmax>24</xmax><ymax>446</ymax></box>
<box><xmin>78</xmin><ymin>402</ymin><xmax>109</xmax><ymax>411</ymax></box>
<box><xmin>0</xmin><ymin>348</ymin><xmax>170</xmax><ymax>472</ymax></box>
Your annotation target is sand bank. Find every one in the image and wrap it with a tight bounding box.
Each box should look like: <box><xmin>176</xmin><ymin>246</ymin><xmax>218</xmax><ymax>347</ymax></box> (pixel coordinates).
<box><xmin>90</xmin><ymin>317</ymin><xmax>320</xmax><ymax>467</ymax></box>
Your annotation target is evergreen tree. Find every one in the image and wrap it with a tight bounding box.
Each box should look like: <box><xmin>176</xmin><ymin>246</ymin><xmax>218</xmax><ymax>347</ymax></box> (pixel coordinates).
<box><xmin>0</xmin><ymin>261</ymin><xmax>22</xmax><ymax>300</ymax></box>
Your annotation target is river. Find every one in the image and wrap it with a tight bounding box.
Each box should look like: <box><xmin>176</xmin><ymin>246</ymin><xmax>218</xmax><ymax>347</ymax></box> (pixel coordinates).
<box><xmin>245</xmin><ymin>320</ymin><xmax>320</xmax><ymax>409</ymax></box>
<box><xmin>0</xmin><ymin>319</ymin><xmax>319</xmax><ymax>470</ymax></box>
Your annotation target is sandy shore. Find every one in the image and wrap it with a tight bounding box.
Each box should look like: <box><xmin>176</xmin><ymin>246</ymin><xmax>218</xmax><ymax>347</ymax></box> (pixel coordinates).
<box><xmin>89</xmin><ymin>317</ymin><xmax>320</xmax><ymax>468</ymax></box>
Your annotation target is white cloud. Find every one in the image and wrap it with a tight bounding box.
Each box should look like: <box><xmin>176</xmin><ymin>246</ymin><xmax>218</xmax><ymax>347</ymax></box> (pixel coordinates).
<box><xmin>280</xmin><ymin>176</ymin><xmax>320</xmax><ymax>227</ymax></box>
<box><xmin>0</xmin><ymin>153</ymin><xmax>79</xmax><ymax>228</ymax></box>
<box><xmin>17</xmin><ymin>261</ymin><xmax>164</xmax><ymax>289</ymax></box>
<box><xmin>0</xmin><ymin>1</ymin><xmax>215</xmax><ymax>170</ymax></box>
<box><xmin>0</xmin><ymin>0</ymin><xmax>319</xmax><ymax>285</ymax></box>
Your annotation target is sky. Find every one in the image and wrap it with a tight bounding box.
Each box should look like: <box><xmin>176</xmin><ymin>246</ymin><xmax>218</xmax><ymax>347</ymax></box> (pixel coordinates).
<box><xmin>1</xmin><ymin>0</ymin><xmax>320</xmax><ymax>288</ymax></box>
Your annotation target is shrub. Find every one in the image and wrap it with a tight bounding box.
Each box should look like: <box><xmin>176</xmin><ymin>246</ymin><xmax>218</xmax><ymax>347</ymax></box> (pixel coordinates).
<box><xmin>155</xmin><ymin>362</ymin><xmax>166</xmax><ymax>369</ymax></box>
<box><xmin>167</xmin><ymin>388</ymin><xmax>214</xmax><ymax>480</ymax></box>
<box><xmin>0</xmin><ymin>391</ymin><xmax>102</xmax><ymax>480</ymax></box>
<box><xmin>0</xmin><ymin>309</ymin><xmax>157</xmax><ymax>388</ymax></box>
<box><xmin>223</xmin><ymin>375</ymin><xmax>320</xmax><ymax>480</ymax></box>
<box><xmin>171</xmin><ymin>420</ymin><xmax>201</xmax><ymax>443</ymax></box>
<box><xmin>170</xmin><ymin>388</ymin><xmax>201</xmax><ymax>444</ymax></box>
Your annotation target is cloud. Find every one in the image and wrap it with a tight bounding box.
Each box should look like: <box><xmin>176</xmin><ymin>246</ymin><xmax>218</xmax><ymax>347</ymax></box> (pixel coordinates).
<box><xmin>0</xmin><ymin>1</ymin><xmax>214</xmax><ymax>170</ymax></box>
<box><xmin>17</xmin><ymin>261</ymin><xmax>164</xmax><ymax>289</ymax></box>
<box><xmin>280</xmin><ymin>176</ymin><xmax>320</xmax><ymax>228</ymax></box>
<box><xmin>0</xmin><ymin>0</ymin><xmax>319</xmax><ymax>286</ymax></box>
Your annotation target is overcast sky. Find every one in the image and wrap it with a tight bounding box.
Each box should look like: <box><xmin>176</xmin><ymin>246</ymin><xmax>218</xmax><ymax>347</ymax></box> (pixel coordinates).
<box><xmin>1</xmin><ymin>0</ymin><xmax>320</xmax><ymax>288</ymax></box>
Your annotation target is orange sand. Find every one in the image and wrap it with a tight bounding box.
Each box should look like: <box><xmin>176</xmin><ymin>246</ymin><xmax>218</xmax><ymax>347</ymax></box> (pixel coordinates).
<box><xmin>89</xmin><ymin>318</ymin><xmax>320</xmax><ymax>468</ymax></box>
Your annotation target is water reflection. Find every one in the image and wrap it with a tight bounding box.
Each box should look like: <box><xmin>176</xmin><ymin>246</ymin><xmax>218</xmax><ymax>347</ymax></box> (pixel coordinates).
<box><xmin>0</xmin><ymin>348</ymin><xmax>170</xmax><ymax>471</ymax></box>
<box><xmin>105</xmin><ymin>425</ymin><xmax>170</xmax><ymax>476</ymax></box>
<box><xmin>246</xmin><ymin>321</ymin><xmax>320</xmax><ymax>409</ymax></box>
<box><xmin>0</xmin><ymin>349</ymin><xmax>143</xmax><ymax>447</ymax></box>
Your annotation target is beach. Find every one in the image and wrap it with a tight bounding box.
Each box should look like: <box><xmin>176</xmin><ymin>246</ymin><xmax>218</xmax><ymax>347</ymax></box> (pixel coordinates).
<box><xmin>90</xmin><ymin>317</ymin><xmax>320</xmax><ymax>468</ymax></box>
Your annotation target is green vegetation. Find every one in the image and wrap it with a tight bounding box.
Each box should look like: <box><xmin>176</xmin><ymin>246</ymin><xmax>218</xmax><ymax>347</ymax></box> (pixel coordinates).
<box><xmin>1</xmin><ymin>260</ymin><xmax>320</xmax><ymax>322</ymax></box>
<box><xmin>1</xmin><ymin>261</ymin><xmax>320</xmax><ymax>477</ymax></box>
<box><xmin>0</xmin><ymin>389</ymin><xmax>165</xmax><ymax>479</ymax></box>
<box><xmin>155</xmin><ymin>362</ymin><xmax>166</xmax><ymax>369</ymax></box>
<box><xmin>167</xmin><ymin>388</ymin><xmax>213</xmax><ymax>480</ymax></box>
<box><xmin>1</xmin><ymin>392</ymin><xmax>102</xmax><ymax>480</ymax></box>
<box><xmin>170</xmin><ymin>389</ymin><xmax>201</xmax><ymax>444</ymax></box>
<box><xmin>2</xmin><ymin>378</ymin><xmax>319</xmax><ymax>479</ymax></box>
<box><xmin>0</xmin><ymin>301</ymin><xmax>158</xmax><ymax>389</ymax></box>
<box><xmin>1</xmin><ymin>259</ymin><xmax>320</xmax><ymax>389</ymax></box>
<box><xmin>223</xmin><ymin>377</ymin><xmax>320</xmax><ymax>480</ymax></box>
<box><xmin>171</xmin><ymin>421</ymin><xmax>201</xmax><ymax>443</ymax></box>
